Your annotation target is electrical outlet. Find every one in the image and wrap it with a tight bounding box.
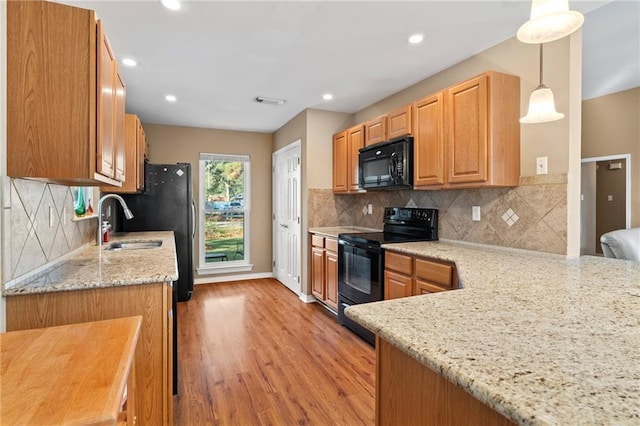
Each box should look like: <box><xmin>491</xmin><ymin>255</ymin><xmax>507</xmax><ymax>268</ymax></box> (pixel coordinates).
<box><xmin>536</xmin><ymin>156</ymin><xmax>548</xmax><ymax>175</ymax></box>
<box><xmin>367</xmin><ymin>204</ymin><xmax>373</xmax><ymax>215</ymax></box>
<box><xmin>49</xmin><ymin>206</ymin><xmax>55</xmax><ymax>228</ymax></box>
<box><xmin>472</xmin><ymin>206</ymin><xmax>481</xmax><ymax>221</ymax></box>
<box><xmin>608</xmin><ymin>195</ymin><xmax>613</xmax><ymax>201</ymax></box>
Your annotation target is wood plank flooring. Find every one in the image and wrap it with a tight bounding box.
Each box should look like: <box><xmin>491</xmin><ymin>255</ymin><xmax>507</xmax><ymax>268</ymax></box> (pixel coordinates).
<box><xmin>175</xmin><ymin>279</ymin><xmax>375</xmax><ymax>425</ymax></box>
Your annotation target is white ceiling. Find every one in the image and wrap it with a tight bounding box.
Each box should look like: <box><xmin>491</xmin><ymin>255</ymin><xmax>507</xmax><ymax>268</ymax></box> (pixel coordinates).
<box><xmin>60</xmin><ymin>0</ymin><xmax>639</xmax><ymax>133</ymax></box>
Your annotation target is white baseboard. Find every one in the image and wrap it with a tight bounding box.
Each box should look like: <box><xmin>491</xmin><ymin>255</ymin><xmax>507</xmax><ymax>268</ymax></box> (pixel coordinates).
<box><xmin>194</xmin><ymin>272</ymin><xmax>273</xmax><ymax>285</ymax></box>
<box><xmin>299</xmin><ymin>293</ymin><xmax>316</xmax><ymax>303</ymax></box>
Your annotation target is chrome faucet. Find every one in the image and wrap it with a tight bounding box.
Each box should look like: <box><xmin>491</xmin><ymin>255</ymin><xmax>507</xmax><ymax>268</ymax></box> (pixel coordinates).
<box><xmin>97</xmin><ymin>194</ymin><xmax>134</xmax><ymax>246</ymax></box>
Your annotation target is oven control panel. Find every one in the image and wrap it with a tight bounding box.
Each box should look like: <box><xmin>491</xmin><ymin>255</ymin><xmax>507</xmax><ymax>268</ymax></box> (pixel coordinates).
<box><xmin>384</xmin><ymin>207</ymin><xmax>437</xmax><ymax>224</ymax></box>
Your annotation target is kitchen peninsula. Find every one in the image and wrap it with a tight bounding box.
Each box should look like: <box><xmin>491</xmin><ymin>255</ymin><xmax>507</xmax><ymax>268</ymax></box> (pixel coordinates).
<box><xmin>346</xmin><ymin>241</ymin><xmax>640</xmax><ymax>425</ymax></box>
<box><xmin>2</xmin><ymin>231</ymin><xmax>177</xmax><ymax>426</ymax></box>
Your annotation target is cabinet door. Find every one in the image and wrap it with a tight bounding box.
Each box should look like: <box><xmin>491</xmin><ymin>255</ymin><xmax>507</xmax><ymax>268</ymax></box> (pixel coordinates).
<box><xmin>325</xmin><ymin>250</ymin><xmax>338</xmax><ymax>310</ymax></box>
<box><xmin>365</xmin><ymin>115</ymin><xmax>387</xmax><ymax>146</ymax></box>
<box><xmin>446</xmin><ymin>75</ymin><xmax>488</xmax><ymax>184</ymax></box>
<box><xmin>114</xmin><ymin>71</ymin><xmax>126</xmax><ymax>182</ymax></box>
<box><xmin>387</xmin><ymin>105</ymin><xmax>412</xmax><ymax>139</ymax></box>
<box><xmin>137</xmin><ymin>120</ymin><xmax>147</xmax><ymax>191</ymax></box>
<box><xmin>311</xmin><ymin>247</ymin><xmax>325</xmax><ymax>300</ymax></box>
<box><xmin>384</xmin><ymin>270</ymin><xmax>413</xmax><ymax>300</ymax></box>
<box><xmin>414</xmin><ymin>92</ymin><xmax>445</xmax><ymax>188</ymax></box>
<box><xmin>332</xmin><ymin>131</ymin><xmax>348</xmax><ymax>193</ymax></box>
<box><xmin>97</xmin><ymin>20</ymin><xmax>116</xmax><ymax>179</ymax></box>
<box><xmin>347</xmin><ymin>125</ymin><xmax>365</xmax><ymax>192</ymax></box>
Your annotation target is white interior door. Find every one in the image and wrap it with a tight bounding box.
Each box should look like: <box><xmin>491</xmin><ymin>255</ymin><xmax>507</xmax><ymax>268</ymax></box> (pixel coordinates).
<box><xmin>273</xmin><ymin>141</ymin><xmax>301</xmax><ymax>295</ymax></box>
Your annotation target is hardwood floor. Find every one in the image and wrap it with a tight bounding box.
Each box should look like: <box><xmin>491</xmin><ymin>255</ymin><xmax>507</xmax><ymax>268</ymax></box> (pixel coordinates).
<box><xmin>175</xmin><ymin>279</ymin><xmax>375</xmax><ymax>425</ymax></box>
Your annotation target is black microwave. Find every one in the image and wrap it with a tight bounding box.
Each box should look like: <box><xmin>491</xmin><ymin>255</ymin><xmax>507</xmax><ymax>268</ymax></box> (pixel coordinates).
<box><xmin>359</xmin><ymin>136</ymin><xmax>413</xmax><ymax>190</ymax></box>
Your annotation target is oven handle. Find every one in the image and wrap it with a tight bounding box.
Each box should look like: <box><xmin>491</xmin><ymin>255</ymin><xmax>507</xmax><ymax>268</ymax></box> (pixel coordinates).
<box><xmin>338</xmin><ymin>239</ymin><xmax>381</xmax><ymax>253</ymax></box>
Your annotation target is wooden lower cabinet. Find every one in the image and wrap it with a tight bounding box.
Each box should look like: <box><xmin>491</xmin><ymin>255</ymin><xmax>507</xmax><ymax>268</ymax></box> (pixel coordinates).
<box><xmin>385</xmin><ymin>250</ymin><xmax>458</xmax><ymax>299</ymax></box>
<box><xmin>310</xmin><ymin>234</ymin><xmax>338</xmax><ymax>311</ymax></box>
<box><xmin>376</xmin><ymin>338</ymin><xmax>513</xmax><ymax>425</ymax></box>
<box><xmin>5</xmin><ymin>282</ymin><xmax>174</xmax><ymax>426</ymax></box>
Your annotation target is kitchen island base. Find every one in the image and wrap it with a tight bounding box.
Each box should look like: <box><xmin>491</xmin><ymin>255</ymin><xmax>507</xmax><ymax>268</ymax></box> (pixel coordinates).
<box><xmin>376</xmin><ymin>337</ymin><xmax>513</xmax><ymax>426</ymax></box>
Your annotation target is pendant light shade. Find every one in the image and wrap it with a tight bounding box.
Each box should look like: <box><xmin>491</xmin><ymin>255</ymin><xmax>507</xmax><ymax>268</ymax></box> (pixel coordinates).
<box><xmin>520</xmin><ymin>85</ymin><xmax>564</xmax><ymax>123</ymax></box>
<box><xmin>520</xmin><ymin>44</ymin><xmax>564</xmax><ymax>124</ymax></box>
<box><xmin>517</xmin><ymin>0</ymin><xmax>584</xmax><ymax>44</ymax></box>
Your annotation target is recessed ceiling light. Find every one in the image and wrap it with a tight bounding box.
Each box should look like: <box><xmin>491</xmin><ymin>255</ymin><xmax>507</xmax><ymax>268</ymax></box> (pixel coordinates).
<box><xmin>121</xmin><ymin>58</ymin><xmax>137</xmax><ymax>67</ymax></box>
<box><xmin>161</xmin><ymin>0</ymin><xmax>182</xmax><ymax>11</ymax></box>
<box><xmin>165</xmin><ymin>95</ymin><xmax>177</xmax><ymax>102</ymax></box>
<box><xmin>255</xmin><ymin>96</ymin><xmax>286</xmax><ymax>105</ymax></box>
<box><xmin>408</xmin><ymin>34</ymin><xmax>424</xmax><ymax>44</ymax></box>
<box><xmin>323</xmin><ymin>93</ymin><xmax>334</xmax><ymax>101</ymax></box>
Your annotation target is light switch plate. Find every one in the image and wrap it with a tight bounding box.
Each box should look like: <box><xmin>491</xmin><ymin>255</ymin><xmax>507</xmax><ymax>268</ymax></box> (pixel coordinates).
<box><xmin>367</xmin><ymin>204</ymin><xmax>373</xmax><ymax>214</ymax></box>
<box><xmin>472</xmin><ymin>206</ymin><xmax>481</xmax><ymax>221</ymax></box>
<box><xmin>536</xmin><ymin>156</ymin><xmax>548</xmax><ymax>175</ymax></box>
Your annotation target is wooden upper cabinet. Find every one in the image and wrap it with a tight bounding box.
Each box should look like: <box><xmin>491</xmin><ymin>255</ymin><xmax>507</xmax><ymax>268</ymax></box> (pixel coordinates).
<box><xmin>97</xmin><ymin>20</ymin><xmax>116</xmax><ymax>180</ymax></box>
<box><xmin>332</xmin><ymin>131</ymin><xmax>348</xmax><ymax>193</ymax></box>
<box><xmin>114</xmin><ymin>72</ymin><xmax>126</xmax><ymax>182</ymax></box>
<box><xmin>414</xmin><ymin>92</ymin><xmax>445</xmax><ymax>188</ymax></box>
<box><xmin>7</xmin><ymin>1</ymin><xmax>124</xmax><ymax>187</ymax></box>
<box><xmin>445</xmin><ymin>72</ymin><xmax>520</xmax><ymax>187</ymax></box>
<box><xmin>365</xmin><ymin>115</ymin><xmax>387</xmax><ymax>146</ymax></box>
<box><xmin>347</xmin><ymin>124</ymin><xmax>365</xmax><ymax>192</ymax></box>
<box><xmin>387</xmin><ymin>104</ymin><xmax>413</xmax><ymax>139</ymax></box>
<box><xmin>103</xmin><ymin>115</ymin><xmax>147</xmax><ymax>194</ymax></box>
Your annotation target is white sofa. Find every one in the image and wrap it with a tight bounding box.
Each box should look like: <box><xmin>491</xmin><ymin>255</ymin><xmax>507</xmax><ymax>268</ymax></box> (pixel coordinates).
<box><xmin>600</xmin><ymin>228</ymin><xmax>640</xmax><ymax>261</ymax></box>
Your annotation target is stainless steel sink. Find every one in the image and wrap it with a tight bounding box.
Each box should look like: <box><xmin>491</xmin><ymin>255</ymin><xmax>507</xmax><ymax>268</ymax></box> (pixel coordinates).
<box><xmin>106</xmin><ymin>240</ymin><xmax>163</xmax><ymax>251</ymax></box>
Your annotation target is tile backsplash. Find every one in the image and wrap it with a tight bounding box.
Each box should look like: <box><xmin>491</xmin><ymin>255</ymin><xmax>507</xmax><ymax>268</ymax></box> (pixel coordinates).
<box><xmin>308</xmin><ymin>175</ymin><xmax>568</xmax><ymax>255</ymax></box>
<box><xmin>2</xmin><ymin>178</ymin><xmax>97</xmax><ymax>285</ymax></box>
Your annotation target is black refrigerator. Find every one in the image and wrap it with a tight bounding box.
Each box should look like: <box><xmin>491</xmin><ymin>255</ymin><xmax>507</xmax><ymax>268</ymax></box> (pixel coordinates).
<box><xmin>116</xmin><ymin>162</ymin><xmax>195</xmax><ymax>395</ymax></box>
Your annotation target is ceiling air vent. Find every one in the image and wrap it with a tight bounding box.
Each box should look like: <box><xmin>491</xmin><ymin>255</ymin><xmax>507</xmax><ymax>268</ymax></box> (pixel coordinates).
<box><xmin>255</xmin><ymin>96</ymin><xmax>286</xmax><ymax>105</ymax></box>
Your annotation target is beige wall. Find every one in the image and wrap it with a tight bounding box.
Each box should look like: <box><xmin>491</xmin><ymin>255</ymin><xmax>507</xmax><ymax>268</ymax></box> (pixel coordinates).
<box><xmin>582</xmin><ymin>87</ymin><xmax>640</xmax><ymax>227</ymax></box>
<box><xmin>143</xmin><ymin>123</ymin><xmax>273</xmax><ymax>278</ymax></box>
<box><xmin>353</xmin><ymin>36</ymin><xmax>574</xmax><ymax>177</ymax></box>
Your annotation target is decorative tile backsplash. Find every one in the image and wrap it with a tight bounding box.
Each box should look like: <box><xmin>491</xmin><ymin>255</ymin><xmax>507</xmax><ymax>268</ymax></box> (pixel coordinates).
<box><xmin>308</xmin><ymin>175</ymin><xmax>568</xmax><ymax>255</ymax></box>
<box><xmin>2</xmin><ymin>178</ymin><xmax>97</xmax><ymax>285</ymax></box>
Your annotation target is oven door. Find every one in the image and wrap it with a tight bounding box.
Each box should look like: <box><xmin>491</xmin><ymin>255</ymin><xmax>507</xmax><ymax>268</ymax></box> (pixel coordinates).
<box><xmin>337</xmin><ymin>238</ymin><xmax>383</xmax><ymax>304</ymax></box>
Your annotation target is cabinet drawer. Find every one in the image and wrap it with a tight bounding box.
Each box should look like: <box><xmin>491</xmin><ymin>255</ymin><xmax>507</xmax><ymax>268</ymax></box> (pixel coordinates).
<box><xmin>415</xmin><ymin>259</ymin><xmax>453</xmax><ymax>288</ymax></box>
<box><xmin>325</xmin><ymin>237</ymin><xmax>338</xmax><ymax>253</ymax></box>
<box><xmin>415</xmin><ymin>280</ymin><xmax>448</xmax><ymax>294</ymax></box>
<box><xmin>385</xmin><ymin>251</ymin><xmax>413</xmax><ymax>275</ymax></box>
<box><xmin>311</xmin><ymin>234</ymin><xmax>325</xmax><ymax>248</ymax></box>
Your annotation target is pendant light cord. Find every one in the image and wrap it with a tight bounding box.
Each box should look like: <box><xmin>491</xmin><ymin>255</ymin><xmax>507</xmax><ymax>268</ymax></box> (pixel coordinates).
<box><xmin>539</xmin><ymin>44</ymin><xmax>544</xmax><ymax>86</ymax></box>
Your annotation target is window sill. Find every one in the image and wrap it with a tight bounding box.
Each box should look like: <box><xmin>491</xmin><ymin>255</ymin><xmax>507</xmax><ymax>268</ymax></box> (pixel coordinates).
<box><xmin>197</xmin><ymin>263</ymin><xmax>254</xmax><ymax>275</ymax></box>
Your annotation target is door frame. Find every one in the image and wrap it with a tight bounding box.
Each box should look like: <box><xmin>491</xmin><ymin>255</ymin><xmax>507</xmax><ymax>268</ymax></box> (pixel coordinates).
<box><xmin>272</xmin><ymin>140</ymin><xmax>302</xmax><ymax>294</ymax></box>
<box><xmin>581</xmin><ymin>153</ymin><xmax>632</xmax><ymax>229</ymax></box>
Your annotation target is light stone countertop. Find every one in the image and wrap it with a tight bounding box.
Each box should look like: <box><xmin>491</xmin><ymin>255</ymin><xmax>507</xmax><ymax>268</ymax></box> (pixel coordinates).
<box><xmin>308</xmin><ymin>226</ymin><xmax>381</xmax><ymax>238</ymax></box>
<box><xmin>3</xmin><ymin>231</ymin><xmax>178</xmax><ymax>296</ymax></box>
<box><xmin>345</xmin><ymin>240</ymin><xmax>640</xmax><ymax>425</ymax></box>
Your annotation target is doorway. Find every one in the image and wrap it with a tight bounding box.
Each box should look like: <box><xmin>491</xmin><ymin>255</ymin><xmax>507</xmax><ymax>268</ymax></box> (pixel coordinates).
<box><xmin>272</xmin><ymin>140</ymin><xmax>302</xmax><ymax>295</ymax></box>
<box><xmin>580</xmin><ymin>154</ymin><xmax>631</xmax><ymax>255</ymax></box>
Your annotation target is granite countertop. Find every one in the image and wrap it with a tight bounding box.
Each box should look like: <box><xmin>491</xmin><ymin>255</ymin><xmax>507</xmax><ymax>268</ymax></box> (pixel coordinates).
<box><xmin>308</xmin><ymin>226</ymin><xmax>381</xmax><ymax>238</ymax></box>
<box><xmin>3</xmin><ymin>231</ymin><xmax>178</xmax><ymax>296</ymax></box>
<box><xmin>346</xmin><ymin>240</ymin><xmax>640</xmax><ymax>425</ymax></box>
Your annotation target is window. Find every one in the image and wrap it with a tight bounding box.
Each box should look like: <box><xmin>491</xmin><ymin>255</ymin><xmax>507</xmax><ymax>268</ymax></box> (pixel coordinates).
<box><xmin>198</xmin><ymin>153</ymin><xmax>251</xmax><ymax>273</ymax></box>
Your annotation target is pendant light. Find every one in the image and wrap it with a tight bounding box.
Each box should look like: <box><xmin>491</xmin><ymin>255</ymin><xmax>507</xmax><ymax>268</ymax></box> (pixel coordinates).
<box><xmin>517</xmin><ymin>0</ymin><xmax>584</xmax><ymax>44</ymax></box>
<box><xmin>520</xmin><ymin>44</ymin><xmax>564</xmax><ymax>124</ymax></box>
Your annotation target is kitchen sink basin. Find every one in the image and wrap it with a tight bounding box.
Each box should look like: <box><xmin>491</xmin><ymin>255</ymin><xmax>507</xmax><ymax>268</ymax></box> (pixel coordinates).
<box><xmin>106</xmin><ymin>240</ymin><xmax>163</xmax><ymax>251</ymax></box>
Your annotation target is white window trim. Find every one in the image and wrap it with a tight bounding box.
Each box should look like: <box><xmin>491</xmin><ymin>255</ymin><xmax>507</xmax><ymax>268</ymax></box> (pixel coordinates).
<box><xmin>197</xmin><ymin>154</ymin><xmax>252</xmax><ymax>275</ymax></box>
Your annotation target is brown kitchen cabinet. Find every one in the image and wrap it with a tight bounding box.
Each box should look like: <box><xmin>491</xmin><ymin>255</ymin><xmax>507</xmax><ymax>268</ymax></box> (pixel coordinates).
<box><xmin>384</xmin><ymin>250</ymin><xmax>458</xmax><ymax>299</ymax></box>
<box><xmin>5</xmin><ymin>282</ymin><xmax>174</xmax><ymax>426</ymax></box>
<box><xmin>7</xmin><ymin>0</ymin><xmax>125</xmax><ymax>187</ymax></box>
<box><xmin>386</xmin><ymin>104</ymin><xmax>413</xmax><ymax>140</ymax></box>
<box><xmin>333</xmin><ymin>124</ymin><xmax>365</xmax><ymax>193</ymax></box>
<box><xmin>445</xmin><ymin>71</ymin><xmax>520</xmax><ymax>187</ymax></box>
<box><xmin>413</xmin><ymin>92</ymin><xmax>445</xmax><ymax>188</ymax></box>
<box><xmin>103</xmin><ymin>114</ymin><xmax>148</xmax><ymax>194</ymax></box>
<box><xmin>310</xmin><ymin>234</ymin><xmax>339</xmax><ymax>311</ymax></box>
<box><xmin>365</xmin><ymin>115</ymin><xmax>387</xmax><ymax>146</ymax></box>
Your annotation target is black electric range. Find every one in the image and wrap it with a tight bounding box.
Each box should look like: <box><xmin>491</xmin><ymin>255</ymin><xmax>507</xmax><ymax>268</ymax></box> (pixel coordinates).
<box><xmin>336</xmin><ymin>207</ymin><xmax>438</xmax><ymax>344</ymax></box>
